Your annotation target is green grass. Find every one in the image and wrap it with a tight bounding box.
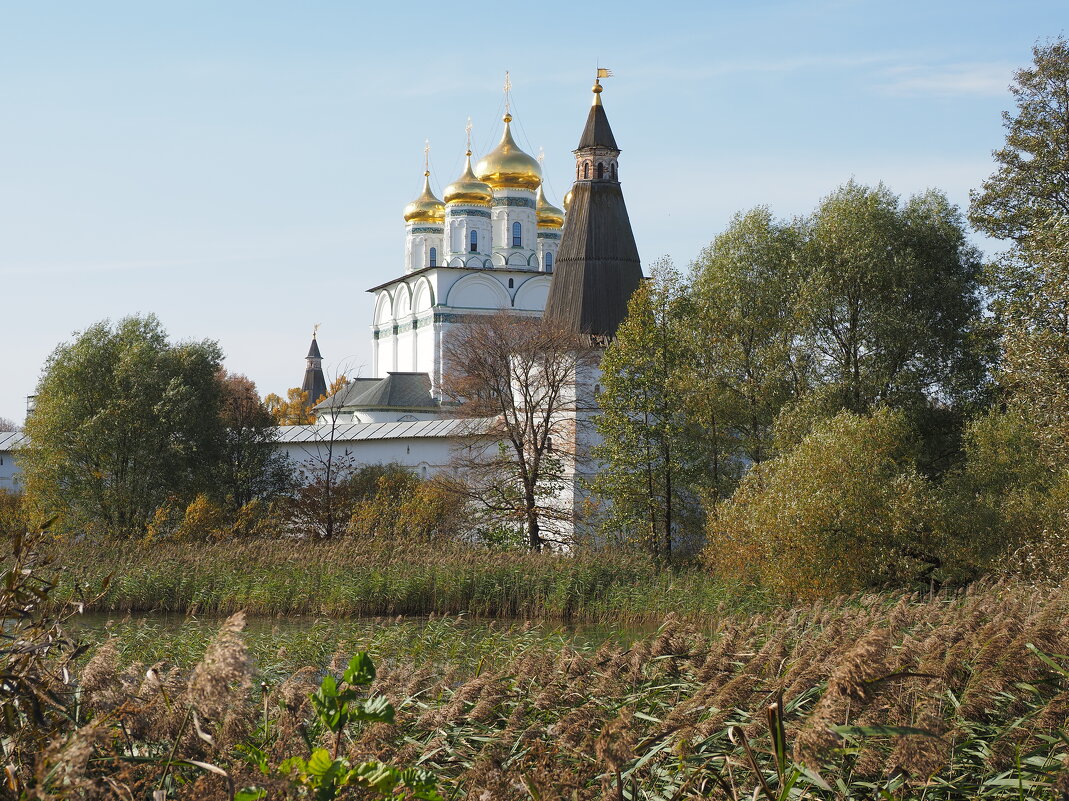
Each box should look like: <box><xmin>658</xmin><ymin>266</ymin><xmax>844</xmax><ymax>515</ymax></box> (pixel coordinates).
<box><xmin>51</xmin><ymin>536</ymin><xmax>770</xmax><ymax>622</ymax></box>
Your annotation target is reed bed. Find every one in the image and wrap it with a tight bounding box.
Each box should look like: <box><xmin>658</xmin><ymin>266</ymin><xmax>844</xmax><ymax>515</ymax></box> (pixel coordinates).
<box><xmin>50</xmin><ymin>537</ymin><xmax>768</xmax><ymax>622</ymax></box>
<box><xmin>42</xmin><ymin>579</ymin><xmax>1069</xmax><ymax>799</ymax></box>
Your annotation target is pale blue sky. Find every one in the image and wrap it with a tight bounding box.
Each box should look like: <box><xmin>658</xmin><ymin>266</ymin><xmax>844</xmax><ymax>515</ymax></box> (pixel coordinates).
<box><xmin>1</xmin><ymin>1</ymin><xmax>1064</xmax><ymax>423</ymax></box>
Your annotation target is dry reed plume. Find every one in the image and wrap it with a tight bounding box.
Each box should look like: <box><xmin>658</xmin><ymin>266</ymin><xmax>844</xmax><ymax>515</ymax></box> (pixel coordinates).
<box><xmin>18</xmin><ymin>578</ymin><xmax>1069</xmax><ymax>799</ymax></box>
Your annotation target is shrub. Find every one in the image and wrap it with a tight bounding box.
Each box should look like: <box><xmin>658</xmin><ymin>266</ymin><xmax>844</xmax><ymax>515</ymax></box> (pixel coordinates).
<box><xmin>704</xmin><ymin>409</ymin><xmax>948</xmax><ymax>598</ymax></box>
<box><xmin>0</xmin><ymin>488</ymin><xmax>28</xmax><ymax>535</ymax></box>
<box><xmin>176</xmin><ymin>493</ymin><xmax>229</xmax><ymax>540</ymax></box>
<box><xmin>347</xmin><ymin>473</ymin><xmax>471</xmax><ymax>542</ymax></box>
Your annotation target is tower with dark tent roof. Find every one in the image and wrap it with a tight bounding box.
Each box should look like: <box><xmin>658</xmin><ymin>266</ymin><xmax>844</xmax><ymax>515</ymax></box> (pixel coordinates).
<box><xmin>301</xmin><ymin>331</ymin><xmax>327</xmax><ymax>408</ymax></box>
<box><xmin>544</xmin><ymin>75</ymin><xmax>643</xmax><ymax>339</ymax></box>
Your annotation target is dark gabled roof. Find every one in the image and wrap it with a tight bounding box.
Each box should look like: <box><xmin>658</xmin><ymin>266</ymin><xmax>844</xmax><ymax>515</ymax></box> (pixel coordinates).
<box><xmin>544</xmin><ymin>179</ymin><xmax>642</xmax><ymax>337</ymax></box>
<box><xmin>577</xmin><ymin>102</ymin><xmax>619</xmax><ymax>151</ymax></box>
<box><xmin>317</xmin><ymin>377</ymin><xmax>381</xmax><ymax>409</ymax></box>
<box><xmin>352</xmin><ymin>372</ymin><xmax>437</xmax><ymax>409</ymax></box>
<box><xmin>314</xmin><ymin>373</ymin><xmax>439</xmax><ymax>412</ymax></box>
<box><xmin>306</xmin><ymin>335</ymin><xmax>323</xmax><ymax>359</ymax></box>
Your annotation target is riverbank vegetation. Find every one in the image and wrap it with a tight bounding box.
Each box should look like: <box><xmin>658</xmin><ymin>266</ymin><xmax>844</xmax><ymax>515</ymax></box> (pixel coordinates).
<box><xmin>48</xmin><ymin>536</ymin><xmax>765</xmax><ymax>622</ymax></box>
<box><xmin>13</xmin><ymin>524</ymin><xmax>1069</xmax><ymax>798</ymax></box>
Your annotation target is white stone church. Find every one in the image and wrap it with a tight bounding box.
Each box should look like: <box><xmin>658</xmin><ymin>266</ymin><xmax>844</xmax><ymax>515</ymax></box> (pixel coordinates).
<box><xmin>277</xmin><ymin>75</ymin><xmax>643</xmax><ymax>510</ymax></box>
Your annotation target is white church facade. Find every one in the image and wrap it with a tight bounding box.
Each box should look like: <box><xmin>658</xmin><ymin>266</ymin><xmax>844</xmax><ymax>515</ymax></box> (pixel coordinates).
<box><xmin>278</xmin><ymin>75</ymin><xmax>644</xmax><ymax>541</ymax></box>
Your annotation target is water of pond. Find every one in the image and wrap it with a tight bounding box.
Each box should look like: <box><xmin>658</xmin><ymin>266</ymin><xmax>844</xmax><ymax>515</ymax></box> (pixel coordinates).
<box><xmin>71</xmin><ymin>611</ymin><xmax>662</xmax><ymax>681</ymax></box>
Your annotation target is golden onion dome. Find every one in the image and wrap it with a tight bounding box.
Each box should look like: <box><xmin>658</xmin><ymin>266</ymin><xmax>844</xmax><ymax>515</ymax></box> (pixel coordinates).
<box><xmin>536</xmin><ymin>185</ymin><xmax>564</xmax><ymax>229</ymax></box>
<box><xmin>444</xmin><ymin>151</ymin><xmax>493</xmax><ymax>206</ymax></box>
<box><xmin>402</xmin><ymin>171</ymin><xmax>445</xmax><ymax>223</ymax></box>
<box><xmin>562</xmin><ymin>188</ymin><xmax>573</xmax><ymax>212</ymax></box>
<box><xmin>474</xmin><ymin>114</ymin><xmax>542</xmax><ymax>191</ymax></box>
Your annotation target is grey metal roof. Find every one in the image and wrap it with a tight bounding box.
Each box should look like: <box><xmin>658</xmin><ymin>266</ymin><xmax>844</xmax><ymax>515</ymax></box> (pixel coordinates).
<box><xmin>353</xmin><ymin>373</ymin><xmax>437</xmax><ymax>409</ymax></box>
<box><xmin>0</xmin><ymin>431</ymin><xmax>27</xmax><ymax>451</ymax></box>
<box><xmin>276</xmin><ymin>416</ymin><xmax>491</xmax><ymax>443</ymax></box>
<box><xmin>306</xmin><ymin>335</ymin><xmax>323</xmax><ymax>359</ymax></box>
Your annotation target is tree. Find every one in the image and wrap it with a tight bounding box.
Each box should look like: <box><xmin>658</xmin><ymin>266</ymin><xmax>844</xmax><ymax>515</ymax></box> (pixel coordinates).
<box><xmin>0</xmin><ymin>418</ymin><xmax>16</xmax><ymax>433</ymax></box>
<box><xmin>22</xmin><ymin>315</ymin><xmax>224</xmax><ymax>537</ymax></box>
<box><xmin>795</xmin><ymin>183</ymin><xmax>986</xmax><ymax>425</ymax></box>
<box><xmin>346</xmin><ymin>466</ymin><xmax>472</xmax><ymax>542</ymax></box>
<box><xmin>215</xmin><ymin>371</ymin><xmax>292</xmax><ymax>509</ymax></box>
<box><xmin>264</xmin><ymin>388</ymin><xmax>313</xmax><ymax>426</ymax></box>
<box><xmin>592</xmin><ymin>260</ymin><xmax>709</xmax><ymax>558</ymax></box>
<box><xmin>280</xmin><ymin>371</ymin><xmax>356</xmax><ymax>539</ymax></box>
<box><xmin>687</xmin><ymin>209</ymin><xmax>808</xmax><ymax>469</ymax></box>
<box><xmin>442</xmin><ymin>313</ymin><xmax>597</xmax><ymax>551</ymax></box>
<box><xmin>991</xmin><ymin>215</ymin><xmax>1069</xmax><ymax>467</ymax></box>
<box><xmin>970</xmin><ymin>36</ymin><xmax>1069</xmax><ymax>243</ymax></box>
<box><xmin>265</xmin><ymin>376</ymin><xmax>347</xmax><ymax>426</ymax></box>
<box><xmin>704</xmin><ymin>409</ymin><xmax>948</xmax><ymax>598</ymax></box>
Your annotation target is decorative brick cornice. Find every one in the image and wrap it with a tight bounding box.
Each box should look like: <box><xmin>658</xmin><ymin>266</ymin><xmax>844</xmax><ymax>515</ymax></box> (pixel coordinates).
<box><xmin>493</xmin><ymin>196</ymin><xmax>536</xmax><ymax>209</ymax></box>
<box><xmin>449</xmin><ymin>207</ymin><xmax>491</xmax><ymax>219</ymax></box>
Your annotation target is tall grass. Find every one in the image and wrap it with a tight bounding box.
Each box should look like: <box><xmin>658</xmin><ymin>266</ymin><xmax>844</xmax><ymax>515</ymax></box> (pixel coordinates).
<box><xmin>50</xmin><ymin>537</ymin><xmax>769</xmax><ymax>622</ymax></box>
<box><xmin>37</xmin><ymin>579</ymin><xmax>1069</xmax><ymax>798</ymax></box>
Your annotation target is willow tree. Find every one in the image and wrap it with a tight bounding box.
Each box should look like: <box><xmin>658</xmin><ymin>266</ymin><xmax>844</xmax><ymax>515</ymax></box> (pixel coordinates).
<box><xmin>688</xmin><ymin>208</ymin><xmax>808</xmax><ymax>469</ymax></box>
<box><xmin>23</xmin><ymin>315</ymin><xmax>224</xmax><ymax>537</ymax></box>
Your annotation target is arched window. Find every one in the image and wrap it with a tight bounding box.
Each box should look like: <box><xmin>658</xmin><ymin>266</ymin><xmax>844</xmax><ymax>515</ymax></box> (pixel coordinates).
<box><xmin>597</xmin><ymin>162</ymin><xmax>604</xmax><ymax>179</ymax></box>
<box><xmin>512</xmin><ymin>221</ymin><xmax>522</xmax><ymax>247</ymax></box>
<box><xmin>611</xmin><ymin>162</ymin><xmax>617</xmax><ymax>179</ymax></box>
<box><xmin>469</xmin><ymin>229</ymin><xmax>478</xmax><ymax>252</ymax></box>
<box><xmin>428</xmin><ymin>247</ymin><xmax>437</xmax><ymax>267</ymax></box>
<box><xmin>544</xmin><ymin>251</ymin><xmax>554</xmax><ymax>272</ymax></box>
<box><xmin>583</xmin><ymin>162</ymin><xmax>589</xmax><ymax>179</ymax></box>
<box><xmin>508</xmin><ymin>277</ymin><xmax>514</xmax><ymax>288</ymax></box>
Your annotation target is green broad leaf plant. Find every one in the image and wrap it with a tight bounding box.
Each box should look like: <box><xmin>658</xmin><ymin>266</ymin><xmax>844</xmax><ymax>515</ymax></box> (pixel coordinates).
<box><xmin>239</xmin><ymin>651</ymin><xmax>444</xmax><ymax>801</ymax></box>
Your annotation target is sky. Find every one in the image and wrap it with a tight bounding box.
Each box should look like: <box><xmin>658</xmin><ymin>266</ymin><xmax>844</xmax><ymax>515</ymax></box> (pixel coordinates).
<box><xmin>1</xmin><ymin>0</ymin><xmax>1065</xmax><ymax>424</ymax></box>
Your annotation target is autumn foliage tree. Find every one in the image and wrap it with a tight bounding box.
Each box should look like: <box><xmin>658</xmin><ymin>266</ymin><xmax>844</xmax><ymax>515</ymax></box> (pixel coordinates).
<box><xmin>264</xmin><ymin>375</ymin><xmax>347</xmax><ymax>427</ymax></box>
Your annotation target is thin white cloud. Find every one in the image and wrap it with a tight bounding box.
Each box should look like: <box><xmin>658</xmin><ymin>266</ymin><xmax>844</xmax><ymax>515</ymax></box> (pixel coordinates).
<box><xmin>0</xmin><ymin>256</ymin><xmax>246</xmax><ymax>278</ymax></box>
<box><xmin>879</xmin><ymin>62</ymin><xmax>1014</xmax><ymax>97</ymax></box>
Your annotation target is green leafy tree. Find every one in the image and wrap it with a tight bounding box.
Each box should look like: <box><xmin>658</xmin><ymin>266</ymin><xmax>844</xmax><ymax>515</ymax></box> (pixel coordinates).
<box><xmin>796</xmin><ymin>183</ymin><xmax>986</xmax><ymax>425</ymax></box>
<box><xmin>970</xmin><ymin>36</ymin><xmax>1069</xmax><ymax>243</ymax></box>
<box><xmin>593</xmin><ymin>260</ymin><xmax>708</xmax><ymax>558</ymax></box>
<box><xmin>23</xmin><ymin>314</ymin><xmax>224</xmax><ymax>537</ymax></box>
<box><xmin>688</xmin><ymin>208</ymin><xmax>808</xmax><ymax>469</ymax></box>
<box><xmin>989</xmin><ymin>215</ymin><xmax>1069</xmax><ymax>466</ymax></box>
